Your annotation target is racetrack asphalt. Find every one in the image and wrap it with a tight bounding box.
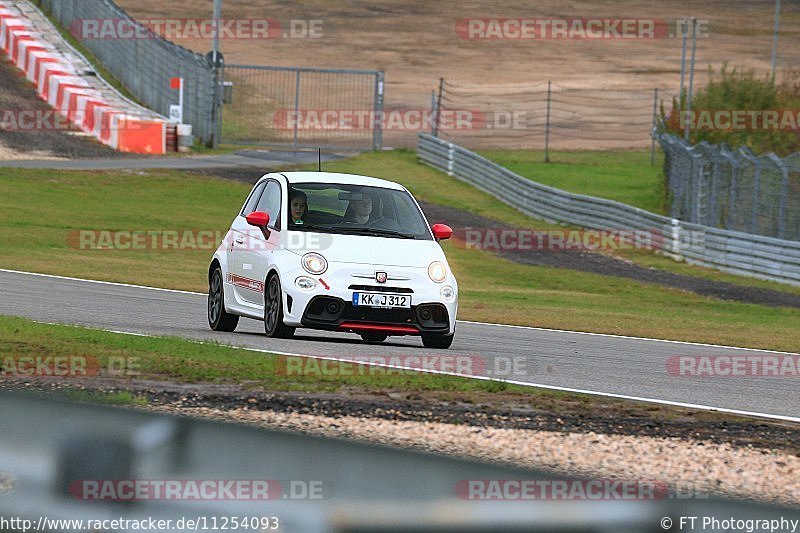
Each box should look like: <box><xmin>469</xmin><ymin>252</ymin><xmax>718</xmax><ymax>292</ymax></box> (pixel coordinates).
<box><xmin>0</xmin><ymin>150</ymin><xmax>346</xmax><ymax>170</ymax></box>
<box><xmin>1</xmin><ymin>269</ymin><xmax>797</xmax><ymax>421</ymax></box>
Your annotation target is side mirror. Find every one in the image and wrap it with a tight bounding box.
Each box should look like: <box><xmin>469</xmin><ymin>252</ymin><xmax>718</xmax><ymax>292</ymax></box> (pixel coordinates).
<box><xmin>431</xmin><ymin>223</ymin><xmax>452</xmax><ymax>241</ymax></box>
<box><xmin>246</xmin><ymin>211</ymin><xmax>270</xmax><ymax>227</ymax></box>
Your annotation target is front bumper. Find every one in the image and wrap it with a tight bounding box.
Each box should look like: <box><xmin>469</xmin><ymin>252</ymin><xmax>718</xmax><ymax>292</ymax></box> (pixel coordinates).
<box><xmin>301</xmin><ymin>296</ymin><xmax>450</xmax><ymax>335</ymax></box>
<box><xmin>281</xmin><ymin>263</ymin><xmax>457</xmax><ymax>335</ymax></box>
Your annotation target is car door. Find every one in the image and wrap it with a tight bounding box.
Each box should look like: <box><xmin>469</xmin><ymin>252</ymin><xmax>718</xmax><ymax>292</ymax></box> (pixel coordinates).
<box><xmin>229</xmin><ymin>180</ymin><xmax>267</xmax><ymax>305</ymax></box>
<box><xmin>237</xmin><ymin>179</ymin><xmax>283</xmax><ymax>306</ymax></box>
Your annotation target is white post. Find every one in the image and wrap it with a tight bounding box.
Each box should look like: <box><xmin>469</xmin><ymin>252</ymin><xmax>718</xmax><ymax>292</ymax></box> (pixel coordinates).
<box><xmin>212</xmin><ymin>0</ymin><xmax>222</xmax><ymax>64</ymax></box>
<box><xmin>179</xmin><ymin>78</ymin><xmax>184</xmax><ymax>123</ymax></box>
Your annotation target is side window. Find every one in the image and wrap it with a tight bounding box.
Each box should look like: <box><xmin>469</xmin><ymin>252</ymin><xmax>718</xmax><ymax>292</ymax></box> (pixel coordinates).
<box><xmin>241</xmin><ymin>181</ymin><xmax>267</xmax><ymax>216</ymax></box>
<box><xmin>255</xmin><ymin>181</ymin><xmax>282</xmax><ymax>229</ymax></box>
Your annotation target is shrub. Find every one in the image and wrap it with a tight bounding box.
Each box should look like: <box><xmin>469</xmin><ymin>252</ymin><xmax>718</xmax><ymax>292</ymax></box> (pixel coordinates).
<box><xmin>661</xmin><ymin>65</ymin><xmax>800</xmax><ymax>156</ymax></box>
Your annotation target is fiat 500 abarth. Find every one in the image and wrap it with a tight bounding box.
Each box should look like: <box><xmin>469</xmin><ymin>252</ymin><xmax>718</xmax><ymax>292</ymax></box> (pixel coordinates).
<box><xmin>207</xmin><ymin>172</ymin><xmax>458</xmax><ymax>349</ymax></box>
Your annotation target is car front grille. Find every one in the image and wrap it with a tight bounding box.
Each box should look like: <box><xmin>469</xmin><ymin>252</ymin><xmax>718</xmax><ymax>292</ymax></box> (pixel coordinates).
<box><xmin>348</xmin><ymin>284</ymin><xmax>414</xmax><ymax>294</ymax></box>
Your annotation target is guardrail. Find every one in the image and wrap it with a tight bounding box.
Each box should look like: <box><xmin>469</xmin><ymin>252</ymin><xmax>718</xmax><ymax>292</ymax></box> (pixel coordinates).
<box><xmin>418</xmin><ymin>133</ymin><xmax>800</xmax><ymax>287</ymax></box>
<box><xmin>3</xmin><ymin>391</ymin><xmax>799</xmax><ymax>532</ymax></box>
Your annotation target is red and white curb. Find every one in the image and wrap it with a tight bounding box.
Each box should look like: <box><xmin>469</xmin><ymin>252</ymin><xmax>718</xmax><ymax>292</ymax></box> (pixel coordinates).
<box><xmin>0</xmin><ymin>1</ymin><xmax>168</xmax><ymax>154</ymax></box>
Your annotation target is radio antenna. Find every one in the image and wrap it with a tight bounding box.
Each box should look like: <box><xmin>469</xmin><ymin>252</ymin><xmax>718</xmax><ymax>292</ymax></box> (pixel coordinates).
<box><xmin>318</xmin><ymin>148</ymin><xmax>322</xmax><ymax>171</ymax></box>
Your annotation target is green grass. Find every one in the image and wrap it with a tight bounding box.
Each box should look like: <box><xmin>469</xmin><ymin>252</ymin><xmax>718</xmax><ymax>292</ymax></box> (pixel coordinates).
<box><xmin>480</xmin><ymin>149</ymin><xmax>667</xmax><ymax>214</ymax></box>
<box><xmin>0</xmin><ymin>168</ymin><xmax>247</xmax><ymax>290</ymax></box>
<box><xmin>0</xmin><ymin>157</ymin><xmax>798</xmax><ymax>352</ymax></box>
<box><xmin>0</xmin><ymin>316</ymin><xmax>517</xmax><ymax>395</ymax></box>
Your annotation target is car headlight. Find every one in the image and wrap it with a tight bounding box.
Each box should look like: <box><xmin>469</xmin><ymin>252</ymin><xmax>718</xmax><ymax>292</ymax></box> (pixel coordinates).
<box><xmin>428</xmin><ymin>261</ymin><xmax>447</xmax><ymax>283</ymax></box>
<box><xmin>302</xmin><ymin>253</ymin><xmax>328</xmax><ymax>275</ymax></box>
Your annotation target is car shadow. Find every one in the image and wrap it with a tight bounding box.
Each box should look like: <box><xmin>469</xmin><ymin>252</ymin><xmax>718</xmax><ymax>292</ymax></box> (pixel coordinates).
<box><xmin>230</xmin><ymin>329</ymin><xmax>423</xmax><ymax>350</ymax></box>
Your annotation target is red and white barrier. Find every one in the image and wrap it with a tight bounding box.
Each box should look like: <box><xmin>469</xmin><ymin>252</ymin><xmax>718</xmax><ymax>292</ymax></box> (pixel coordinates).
<box><xmin>0</xmin><ymin>1</ymin><xmax>167</xmax><ymax>154</ymax></box>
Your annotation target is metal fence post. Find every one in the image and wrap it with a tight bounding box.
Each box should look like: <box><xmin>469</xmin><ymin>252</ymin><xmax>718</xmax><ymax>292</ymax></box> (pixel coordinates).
<box><xmin>372</xmin><ymin>71</ymin><xmax>384</xmax><ymax>151</ymax></box>
<box><xmin>684</xmin><ymin>17</ymin><xmax>697</xmax><ymax>141</ymax></box>
<box><xmin>776</xmin><ymin>156</ymin><xmax>789</xmax><ymax>239</ymax></box>
<box><xmin>650</xmin><ymin>88</ymin><xmax>658</xmax><ymax>165</ymax></box>
<box><xmin>728</xmin><ymin>157</ymin><xmax>739</xmax><ymax>231</ymax></box>
<box><xmin>430</xmin><ymin>90</ymin><xmax>436</xmax><ymax>135</ymax></box>
<box><xmin>293</xmin><ymin>70</ymin><xmax>301</xmax><ymax>149</ymax></box>
<box><xmin>679</xmin><ymin>17</ymin><xmax>687</xmax><ymax>105</ymax></box>
<box><xmin>772</xmin><ymin>0</ymin><xmax>781</xmax><ymax>78</ymax></box>
<box><xmin>433</xmin><ymin>78</ymin><xmax>444</xmax><ymax>138</ymax></box>
<box><xmin>214</xmin><ymin>65</ymin><xmax>224</xmax><ymax>146</ymax></box>
<box><xmin>544</xmin><ymin>80</ymin><xmax>552</xmax><ymax>163</ymax></box>
<box><xmin>752</xmin><ymin>163</ymin><xmax>761</xmax><ymax>235</ymax></box>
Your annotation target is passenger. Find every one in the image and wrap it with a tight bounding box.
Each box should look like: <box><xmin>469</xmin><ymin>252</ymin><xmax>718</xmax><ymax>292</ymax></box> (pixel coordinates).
<box><xmin>289</xmin><ymin>189</ymin><xmax>308</xmax><ymax>225</ymax></box>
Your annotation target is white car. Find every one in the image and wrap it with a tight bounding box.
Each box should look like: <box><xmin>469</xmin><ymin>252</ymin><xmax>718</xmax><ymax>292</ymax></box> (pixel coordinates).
<box><xmin>207</xmin><ymin>171</ymin><xmax>458</xmax><ymax>349</ymax></box>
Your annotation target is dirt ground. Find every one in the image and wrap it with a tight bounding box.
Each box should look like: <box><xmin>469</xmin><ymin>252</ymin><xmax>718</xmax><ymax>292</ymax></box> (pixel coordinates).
<box><xmin>116</xmin><ymin>0</ymin><xmax>800</xmax><ymax>149</ymax></box>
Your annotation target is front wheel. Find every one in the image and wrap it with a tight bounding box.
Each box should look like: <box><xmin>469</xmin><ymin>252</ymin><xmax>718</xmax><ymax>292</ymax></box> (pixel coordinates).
<box><xmin>421</xmin><ymin>332</ymin><xmax>454</xmax><ymax>349</ymax></box>
<box><xmin>208</xmin><ymin>268</ymin><xmax>239</xmax><ymax>332</ymax></box>
<box><xmin>264</xmin><ymin>274</ymin><xmax>295</xmax><ymax>339</ymax></box>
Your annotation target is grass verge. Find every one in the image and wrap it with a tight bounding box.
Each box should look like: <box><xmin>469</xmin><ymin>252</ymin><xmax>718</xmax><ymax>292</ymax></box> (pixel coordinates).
<box><xmin>0</xmin><ymin>316</ymin><xmax>515</xmax><ymax>395</ymax></box>
<box><xmin>480</xmin><ymin>149</ymin><xmax>666</xmax><ymax>214</ymax></box>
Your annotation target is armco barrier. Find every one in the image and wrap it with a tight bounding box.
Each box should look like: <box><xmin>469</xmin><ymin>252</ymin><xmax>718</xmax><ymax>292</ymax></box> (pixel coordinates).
<box><xmin>418</xmin><ymin>133</ymin><xmax>800</xmax><ymax>287</ymax></box>
<box><xmin>0</xmin><ymin>1</ymin><xmax>167</xmax><ymax>153</ymax></box>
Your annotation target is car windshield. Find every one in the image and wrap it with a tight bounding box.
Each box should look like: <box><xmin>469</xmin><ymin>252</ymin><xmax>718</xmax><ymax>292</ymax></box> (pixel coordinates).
<box><xmin>286</xmin><ymin>182</ymin><xmax>433</xmax><ymax>240</ymax></box>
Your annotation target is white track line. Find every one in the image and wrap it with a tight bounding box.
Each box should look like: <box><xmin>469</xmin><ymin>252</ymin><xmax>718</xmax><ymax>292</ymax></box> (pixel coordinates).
<box><xmin>25</xmin><ymin>319</ymin><xmax>800</xmax><ymax>425</ymax></box>
<box><xmin>0</xmin><ymin>269</ymin><xmax>203</xmax><ymax>296</ymax></box>
<box><xmin>3</xmin><ymin>268</ymin><xmax>797</xmax><ymax>355</ymax></box>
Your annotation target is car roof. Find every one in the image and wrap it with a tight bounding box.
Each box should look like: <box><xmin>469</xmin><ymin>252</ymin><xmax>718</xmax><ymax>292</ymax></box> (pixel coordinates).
<box><xmin>273</xmin><ymin>172</ymin><xmax>406</xmax><ymax>191</ymax></box>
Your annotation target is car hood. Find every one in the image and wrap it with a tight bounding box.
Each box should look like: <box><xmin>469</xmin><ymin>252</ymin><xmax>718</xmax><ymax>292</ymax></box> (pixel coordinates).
<box><xmin>287</xmin><ymin>232</ymin><xmax>446</xmax><ymax>268</ymax></box>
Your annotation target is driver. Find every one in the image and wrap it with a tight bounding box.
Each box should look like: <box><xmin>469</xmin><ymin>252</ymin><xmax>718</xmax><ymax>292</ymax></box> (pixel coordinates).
<box><xmin>344</xmin><ymin>191</ymin><xmax>375</xmax><ymax>224</ymax></box>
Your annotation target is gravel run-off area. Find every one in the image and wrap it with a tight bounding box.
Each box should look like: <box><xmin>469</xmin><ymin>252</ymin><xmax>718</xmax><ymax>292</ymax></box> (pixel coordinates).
<box><xmin>152</xmin><ymin>404</ymin><xmax>800</xmax><ymax>509</ymax></box>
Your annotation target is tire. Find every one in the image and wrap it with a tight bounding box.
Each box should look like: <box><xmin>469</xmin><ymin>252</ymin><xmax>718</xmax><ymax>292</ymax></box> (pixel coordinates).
<box><xmin>208</xmin><ymin>268</ymin><xmax>239</xmax><ymax>332</ymax></box>
<box><xmin>360</xmin><ymin>332</ymin><xmax>388</xmax><ymax>343</ymax></box>
<box><xmin>264</xmin><ymin>274</ymin><xmax>295</xmax><ymax>338</ymax></box>
<box><xmin>421</xmin><ymin>332</ymin><xmax>454</xmax><ymax>349</ymax></box>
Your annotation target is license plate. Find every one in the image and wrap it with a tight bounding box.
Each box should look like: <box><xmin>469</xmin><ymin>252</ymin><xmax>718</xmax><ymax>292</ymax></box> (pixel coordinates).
<box><xmin>352</xmin><ymin>292</ymin><xmax>411</xmax><ymax>309</ymax></box>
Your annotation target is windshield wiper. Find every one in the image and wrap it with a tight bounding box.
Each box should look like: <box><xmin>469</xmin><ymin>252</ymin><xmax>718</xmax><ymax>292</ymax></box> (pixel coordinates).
<box><xmin>331</xmin><ymin>226</ymin><xmax>416</xmax><ymax>239</ymax></box>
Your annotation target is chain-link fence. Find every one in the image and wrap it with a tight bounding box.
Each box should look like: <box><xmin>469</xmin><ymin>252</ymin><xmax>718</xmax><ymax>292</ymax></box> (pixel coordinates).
<box><xmin>36</xmin><ymin>0</ymin><xmax>216</xmax><ymax>145</ymax></box>
<box><xmin>658</xmin><ymin>133</ymin><xmax>800</xmax><ymax>242</ymax></box>
<box><xmin>431</xmin><ymin>80</ymin><xmax>671</xmax><ymax>152</ymax></box>
<box><xmin>220</xmin><ymin>65</ymin><xmax>384</xmax><ymax>150</ymax></box>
